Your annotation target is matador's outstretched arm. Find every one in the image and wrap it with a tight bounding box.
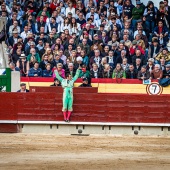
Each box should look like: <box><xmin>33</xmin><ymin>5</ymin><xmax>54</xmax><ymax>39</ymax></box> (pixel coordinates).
<box><xmin>55</xmin><ymin>70</ymin><xmax>63</xmax><ymax>82</ymax></box>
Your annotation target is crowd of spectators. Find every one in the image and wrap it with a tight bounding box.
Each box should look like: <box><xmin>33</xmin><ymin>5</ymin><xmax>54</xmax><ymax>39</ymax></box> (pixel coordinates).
<box><xmin>1</xmin><ymin>0</ymin><xmax>170</xmax><ymax>82</ymax></box>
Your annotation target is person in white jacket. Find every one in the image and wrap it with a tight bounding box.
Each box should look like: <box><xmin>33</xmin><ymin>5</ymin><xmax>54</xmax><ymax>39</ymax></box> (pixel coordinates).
<box><xmin>65</xmin><ymin>2</ymin><xmax>75</xmax><ymax>17</ymax></box>
<box><xmin>58</xmin><ymin>17</ymin><xmax>71</xmax><ymax>34</ymax></box>
<box><xmin>70</xmin><ymin>18</ymin><xmax>81</xmax><ymax>36</ymax></box>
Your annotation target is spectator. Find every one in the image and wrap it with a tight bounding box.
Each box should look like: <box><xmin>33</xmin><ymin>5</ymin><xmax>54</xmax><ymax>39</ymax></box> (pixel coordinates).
<box><xmin>50</xmin><ymin>78</ymin><xmax>61</xmax><ymax>86</ymax></box>
<box><xmin>155</xmin><ymin>48</ymin><xmax>170</xmax><ymax>64</ymax></box>
<box><xmin>163</xmin><ymin>64</ymin><xmax>170</xmax><ymax>78</ymax></box>
<box><xmin>112</xmin><ymin>63</ymin><xmax>126</xmax><ymax>78</ymax></box>
<box><xmin>116</xmin><ymin>50</ymin><xmax>129</xmax><ymax>65</ymax></box>
<box><xmin>143</xmin><ymin>1</ymin><xmax>157</xmax><ymax>33</ymax></box>
<box><xmin>28</xmin><ymin>62</ymin><xmax>42</xmax><ymax>77</ymax></box>
<box><xmin>134</xmin><ymin>58</ymin><xmax>142</xmax><ymax>72</ymax></box>
<box><xmin>102</xmin><ymin>64</ymin><xmax>112</xmax><ymax>78</ymax></box>
<box><xmin>16</xmin><ymin>54</ymin><xmax>29</xmax><ymax>77</ymax></box>
<box><xmin>90</xmin><ymin>63</ymin><xmax>101</xmax><ymax>78</ymax></box>
<box><xmin>79</xmin><ymin>65</ymin><xmax>90</xmax><ymax>79</ymax></box>
<box><xmin>90</xmin><ymin>50</ymin><xmax>102</xmax><ymax>69</ymax></box>
<box><xmin>42</xmin><ymin>63</ymin><xmax>53</xmax><ymax>77</ymax></box>
<box><xmin>3</xmin><ymin>0</ymin><xmax>170</xmax><ymax>82</ymax></box>
<box><xmin>12</xmin><ymin>48</ymin><xmax>21</xmax><ymax>65</ymax></box>
<box><xmin>27</xmin><ymin>48</ymin><xmax>41</xmax><ymax>68</ymax></box>
<box><xmin>2</xmin><ymin>62</ymin><xmax>20</xmax><ymax>75</ymax></box>
<box><xmin>132</xmin><ymin>49</ymin><xmax>146</xmax><ymax>66</ymax></box>
<box><xmin>138</xmin><ymin>65</ymin><xmax>150</xmax><ymax>80</ymax></box>
<box><xmin>9</xmin><ymin>21</ymin><xmax>21</xmax><ymax>37</ymax></box>
<box><xmin>150</xmin><ymin>64</ymin><xmax>163</xmax><ymax>79</ymax></box>
<box><xmin>126</xmin><ymin>64</ymin><xmax>138</xmax><ymax>79</ymax></box>
<box><xmin>79</xmin><ymin>78</ymin><xmax>92</xmax><ymax>87</ymax></box>
<box><xmin>17</xmin><ymin>83</ymin><xmax>29</xmax><ymax>93</ymax></box>
<box><xmin>121</xmin><ymin>58</ymin><xmax>130</xmax><ymax>71</ymax></box>
<box><xmin>146</xmin><ymin>58</ymin><xmax>155</xmax><ymax>73</ymax></box>
<box><xmin>53</xmin><ymin>63</ymin><xmax>65</xmax><ymax>79</ymax></box>
<box><xmin>148</xmin><ymin>39</ymin><xmax>161</xmax><ymax>59</ymax></box>
<box><xmin>153</xmin><ymin>20</ymin><xmax>169</xmax><ymax>46</ymax></box>
<box><xmin>107</xmin><ymin>50</ymin><xmax>116</xmax><ymax>70</ymax></box>
<box><xmin>8</xmin><ymin>30</ymin><xmax>21</xmax><ymax>47</ymax></box>
<box><xmin>132</xmin><ymin>1</ymin><xmax>144</xmax><ymax>30</ymax></box>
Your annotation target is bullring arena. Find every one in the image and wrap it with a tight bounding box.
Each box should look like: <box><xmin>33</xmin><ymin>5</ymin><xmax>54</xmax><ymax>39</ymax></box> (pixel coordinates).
<box><xmin>0</xmin><ymin>134</ymin><xmax>170</xmax><ymax>170</ymax></box>
<box><xmin>1</xmin><ymin>0</ymin><xmax>170</xmax><ymax>169</ymax></box>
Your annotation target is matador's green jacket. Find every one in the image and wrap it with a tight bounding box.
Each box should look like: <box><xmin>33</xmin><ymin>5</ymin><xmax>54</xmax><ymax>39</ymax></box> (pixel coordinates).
<box><xmin>55</xmin><ymin>69</ymin><xmax>80</xmax><ymax>111</ymax></box>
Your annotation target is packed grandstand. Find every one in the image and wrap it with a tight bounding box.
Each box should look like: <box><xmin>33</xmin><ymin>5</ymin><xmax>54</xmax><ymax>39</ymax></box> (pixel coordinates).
<box><xmin>1</xmin><ymin>0</ymin><xmax>170</xmax><ymax>83</ymax></box>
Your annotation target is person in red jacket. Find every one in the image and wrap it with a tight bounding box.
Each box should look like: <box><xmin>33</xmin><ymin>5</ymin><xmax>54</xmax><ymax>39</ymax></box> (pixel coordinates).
<box><xmin>130</xmin><ymin>40</ymin><xmax>145</xmax><ymax>56</ymax></box>
<box><xmin>50</xmin><ymin>0</ymin><xmax>59</xmax><ymax>13</ymax></box>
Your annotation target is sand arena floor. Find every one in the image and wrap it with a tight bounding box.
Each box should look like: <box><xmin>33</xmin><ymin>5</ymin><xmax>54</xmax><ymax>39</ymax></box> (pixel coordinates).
<box><xmin>0</xmin><ymin>134</ymin><xmax>170</xmax><ymax>170</ymax></box>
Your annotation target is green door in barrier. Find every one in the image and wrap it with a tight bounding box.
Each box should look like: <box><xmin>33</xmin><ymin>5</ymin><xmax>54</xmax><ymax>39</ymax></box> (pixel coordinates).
<box><xmin>0</xmin><ymin>68</ymin><xmax>11</xmax><ymax>92</ymax></box>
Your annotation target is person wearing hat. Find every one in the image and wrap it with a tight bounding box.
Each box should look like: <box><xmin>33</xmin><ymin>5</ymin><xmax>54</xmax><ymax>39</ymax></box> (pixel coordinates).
<box><xmin>79</xmin><ymin>77</ymin><xmax>92</xmax><ymax>87</ymax></box>
<box><xmin>17</xmin><ymin>83</ymin><xmax>29</xmax><ymax>93</ymax></box>
<box><xmin>55</xmin><ymin>67</ymin><xmax>81</xmax><ymax>122</ymax></box>
<box><xmin>148</xmin><ymin>39</ymin><xmax>161</xmax><ymax>59</ymax></box>
<box><xmin>93</xmin><ymin>34</ymin><xmax>103</xmax><ymax>44</ymax></box>
<box><xmin>163</xmin><ymin>64</ymin><xmax>170</xmax><ymax>78</ymax></box>
<box><xmin>8</xmin><ymin>29</ymin><xmax>21</xmax><ymax>47</ymax></box>
<box><xmin>16</xmin><ymin>53</ymin><xmax>29</xmax><ymax>77</ymax></box>
<box><xmin>132</xmin><ymin>1</ymin><xmax>145</xmax><ymax>30</ymax></box>
<box><xmin>146</xmin><ymin>58</ymin><xmax>155</xmax><ymax>72</ymax></box>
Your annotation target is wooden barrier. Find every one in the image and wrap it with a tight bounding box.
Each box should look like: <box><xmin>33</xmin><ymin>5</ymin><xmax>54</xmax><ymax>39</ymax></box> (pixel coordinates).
<box><xmin>0</xmin><ymin>89</ymin><xmax>170</xmax><ymax>127</ymax></box>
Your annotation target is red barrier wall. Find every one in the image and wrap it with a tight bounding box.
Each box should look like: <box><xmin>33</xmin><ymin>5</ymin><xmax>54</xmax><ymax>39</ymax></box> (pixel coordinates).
<box><xmin>0</xmin><ymin>89</ymin><xmax>170</xmax><ymax>124</ymax></box>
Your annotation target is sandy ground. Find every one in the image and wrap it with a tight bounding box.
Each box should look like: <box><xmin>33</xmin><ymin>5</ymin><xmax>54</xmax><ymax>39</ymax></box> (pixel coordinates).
<box><xmin>0</xmin><ymin>134</ymin><xmax>170</xmax><ymax>170</ymax></box>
